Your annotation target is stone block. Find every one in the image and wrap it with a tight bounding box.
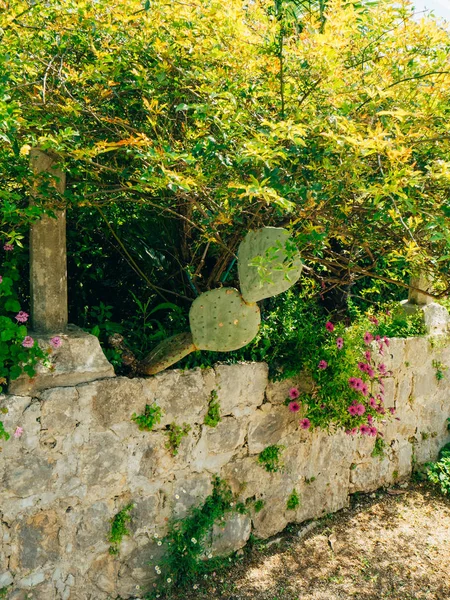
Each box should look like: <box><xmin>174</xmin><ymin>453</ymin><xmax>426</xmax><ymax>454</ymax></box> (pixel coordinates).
<box><xmin>265</xmin><ymin>373</ymin><xmax>314</xmax><ymax>405</ymax></box>
<box><xmin>209</xmin><ymin>513</ymin><xmax>251</xmax><ymax>556</ymax></box>
<box><xmin>248</xmin><ymin>404</ymin><xmax>298</xmax><ymax>454</ymax></box>
<box><xmin>215</xmin><ymin>363</ymin><xmax>268</xmax><ymax>417</ymax></box>
<box><xmin>8</xmin><ymin>327</ymin><xmax>115</xmax><ymax>395</ymax></box>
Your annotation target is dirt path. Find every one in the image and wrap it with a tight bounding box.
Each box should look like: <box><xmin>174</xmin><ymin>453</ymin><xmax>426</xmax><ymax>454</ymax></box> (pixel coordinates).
<box><xmin>163</xmin><ymin>482</ymin><xmax>450</xmax><ymax>600</ymax></box>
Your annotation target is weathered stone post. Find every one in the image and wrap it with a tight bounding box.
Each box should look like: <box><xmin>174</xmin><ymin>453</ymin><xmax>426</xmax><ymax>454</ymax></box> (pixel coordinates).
<box><xmin>8</xmin><ymin>150</ymin><xmax>115</xmax><ymax>394</ymax></box>
<box><xmin>29</xmin><ymin>149</ymin><xmax>68</xmax><ymax>333</ymax></box>
<box><xmin>408</xmin><ymin>272</ymin><xmax>432</xmax><ymax>306</ymax></box>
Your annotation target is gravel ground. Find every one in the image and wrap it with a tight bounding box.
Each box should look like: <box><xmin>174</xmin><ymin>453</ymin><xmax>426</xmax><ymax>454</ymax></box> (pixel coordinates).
<box><xmin>159</xmin><ymin>481</ymin><xmax>450</xmax><ymax>600</ymax></box>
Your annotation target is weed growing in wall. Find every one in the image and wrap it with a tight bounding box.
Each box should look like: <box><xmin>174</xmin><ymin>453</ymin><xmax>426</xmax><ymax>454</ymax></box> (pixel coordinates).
<box><xmin>131</xmin><ymin>403</ymin><xmax>162</xmax><ymax>431</ymax></box>
<box><xmin>371</xmin><ymin>437</ymin><xmax>386</xmax><ymax>458</ymax></box>
<box><xmin>204</xmin><ymin>390</ymin><xmax>221</xmax><ymax>428</ymax></box>
<box><xmin>253</xmin><ymin>499</ymin><xmax>265</xmax><ymax>513</ymax></box>
<box><xmin>258</xmin><ymin>445</ymin><xmax>285</xmax><ymax>473</ymax></box>
<box><xmin>286</xmin><ymin>489</ymin><xmax>300</xmax><ymax>511</ymax></box>
<box><xmin>150</xmin><ymin>477</ymin><xmax>246</xmax><ymax>595</ymax></box>
<box><xmin>165</xmin><ymin>423</ymin><xmax>191</xmax><ymax>456</ymax></box>
<box><xmin>432</xmin><ymin>360</ymin><xmax>447</xmax><ymax>381</ymax></box>
<box><xmin>108</xmin><ymin>503</ymin><xmax>134</xmax><ymax>555</ymax></box>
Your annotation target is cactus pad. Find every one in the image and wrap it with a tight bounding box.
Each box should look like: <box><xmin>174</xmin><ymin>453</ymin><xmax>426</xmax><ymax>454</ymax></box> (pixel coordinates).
<box><xmin>238</xmin><ymin>227</ymin><xmax>302</xmax><ymax>303</ymax></box>
<box><xmin>136</xmin><ymin>332</ymin><xmax>196</xmax><ymax>375</ymax></box>
<box><xmin>189</xmin><ymin>288</ymin><xmax>260</xmax><ymax>352</ymax></box>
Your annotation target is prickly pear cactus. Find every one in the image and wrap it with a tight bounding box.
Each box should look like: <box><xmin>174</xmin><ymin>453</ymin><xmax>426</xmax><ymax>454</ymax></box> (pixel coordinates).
<box><xmin>189</xmin><ymin>288</ymin><xmax>261</xmax><ymax>352</ymax></box>
<box><xmin>136</xmin><ymin>332</ymin><xmax>196</xmax><ymax>375</ymax></box>
<box><xmin>238</xmin><ymin>227</ymin><xmax>302</xmax><ymax>303</ymax></box>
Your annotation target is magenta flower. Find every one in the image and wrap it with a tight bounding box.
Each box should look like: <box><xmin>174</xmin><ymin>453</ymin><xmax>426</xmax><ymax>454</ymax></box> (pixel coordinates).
<box><xmin>299</xmin><ymin>418</ymin><xmax>311</xmax><ymax>430</ymax></box>
<box><xmin>389</xmin><ymin>407</ymin><xmax>396</xmax><ymax>415</ymax></box>
<box><xmin>3</xmin><ymin>243</ymin><xmax>13</xmax><ymax>251</ymax></box>
<box><xmin>367</xmin><ymin>414</ymin><xmax>373</xmax><ymax>424</ymax></box>
<box><xmin>375</xmin><ymin>335</ymin><xmax>381</xmax><ymax>341</ymax></box>
<box><xmin>348</xmin><ymin>377</ymin><xmax>358</xmax><ymax>389</ymax></box>
<box><xmin>369</xmin><ymin>427</ymin><xmax>378</xmax><ymax>437</ymax></box>
<box><xmin>22</xmin><ymin>336</ymin><xmax>34</xmax><ymax>348</ymax></box>
<box><xmin>378</xmin><ymin>363</ymin><xmax>387</xmax><ymax>375</ymax></box>
<box><xmin>363</xmin><ymin>332</ymin><xmax>374</xmax><ymax>344</ymax></box>
<box><xmin>318</xmin><ymin>360</ymin><xmax>328</xmax><ymax>370</ymax></box>
<box><xmin>364</xmin><ymin>350</ymin><xmax>371</xmax><ymax>362</ymax></box>
<box><xmin>360</xmin><ymin>383</ymin><xmax>369</xmax><ymax>396</ymax></box>
<box><xmin>351</xmin><ymin>427</ymin><xmax>358</xmax><ymax>435</ymax></box>
<box><xmin>336</xmin><ymin>337</ymin><xmax>344</xmax><ymax>349</ymax></box>
<box><xmin>288</xmin><ymin>401</ymin><xmax>300</xmax><ymax>413</ymax></box>
<box><xmin>50</xmin><ymin>336</ymin><xmax>62</xmax><ymax>349</ymax></box>
<box><xmin>15</xmin><ymin>311</ymin><xmax>29</xmax><ymax>324</ymax></box>
<box><xmin>369</xmin><ymin>397</ymin><xmax>377</xmax><ymax>408</ymax></box>
<box><xmin>384</xmin><ymin>337</ymin><xmax>390</xmax><ymax>347</ymax></box>
<box><xmin>354</xmin><ymin>378</ymin><xmax>363</xmax><ymax>391</ymax></box>
<box><xmin>348</xmin><ymin>405</ymin><xmax>358</xmax><ymax>416</ymax></box>
<box><xmin>378</xmin><ymin>344</ymin><xmax>384</xmax><ymax>356</ymax></box>
<box><xmin>360</xmin><ymin>425</ymin><xmax>370</xmax><ymax>435</ymax></box>
<box><xmin>0</xmin><ymin>276</ymin><xmax>2</xmax><ymax>284</ymax></box>
<box><xmin>356</xmin><ymin>404</ymin><xmax>366</xmax><ymax>416</ymax></box>
<box><xmin>325</xmin><ymin>321</ymin><xmax>335</xmax><ymax>332</ymax></box>
<box><xmin>367</xmin><ymin>367</ymin><xmax>375</xmax><ymax>378</ymax></box>
<box><xmin>14</xmin><ymin>426</ymin><xmax>23</xmax><ymax>438</ymax></box>
<box><xmin>289</xmin><ymin>387</ymin><xmax>300</xmax><ymax>400</ymax></box>
<box><xmin>357</xmin><ymin>362</ymin><xmax>367</xmax><ymax>372</ymax></box>
<box><xmin>369</xmin><ymin>316</ymin><xmax>379</xmax><ymax>326</ymax></box>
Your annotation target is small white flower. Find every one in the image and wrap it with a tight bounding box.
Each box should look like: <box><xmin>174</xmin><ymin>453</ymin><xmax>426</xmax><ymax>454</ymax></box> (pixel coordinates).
<box><xmin>155</xmin><ymin>565</ymin><xmax>160</xmax><ymax>572</ymax></box>
<box><xmin>191</xmin><ymin>537</ymin><xmax>197</xmax><ymax>544</ymax></box>
<box><xmin>136</xmin><ymin>585</ymin><xmax>140</xmax><ymax>590</ymax></box>
<box><xmin>157</xmin><ymin>541</ymin><xmax>162</xmax><ymax>546</ymax></box>
<box><xmin>167</xmin><ymin>578</ymin><xmax>172</xmax><ymax>583</ymax></box>
<box><xmin>204</xmin><ymin>574</ymin><xmax>208</xmax><ymax>579</ymax></box>
<box><xmin>175</xmin><ymin>494</ymin><xmax>180</xmax><ymax>499</ymax></box>
<box><xmin>208</xmin><ymin>554</ymin><xmax>213</xmax><ymax>559</ymax></box>
<box><xmin>182</xmin><ymin>488</ymin><xmax>187</xmax><ymax>493</ymax></box>
<box><xmin>230</xmin><ymin>502</ymin><xmax>234</xmax><ymax>507</ymax></box>
<box><xmin>154</xmin><ymin>533</ymin><xmax>159</xmax><ymax>538</ymax></box>
<box><xmin>193</xmin><ymin>584</ymin><xmax>198</xmax><ymax>590</ymax></box>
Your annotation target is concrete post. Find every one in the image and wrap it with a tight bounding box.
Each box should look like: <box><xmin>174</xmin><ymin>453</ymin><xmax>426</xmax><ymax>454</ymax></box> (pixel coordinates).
<box><xmin>408</xmin><ymin>273</ymin><xmax>432</xmax><ymax>306</ymax></box>
<box><xmin>29</xmin><ymin>149</ymin><xmax>68</xmax><ymax>333</ymax></box>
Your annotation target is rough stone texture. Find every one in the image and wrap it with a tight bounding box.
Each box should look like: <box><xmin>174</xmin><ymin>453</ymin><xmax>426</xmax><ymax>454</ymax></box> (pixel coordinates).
<box><xmin>1</xmin><ymin>339</ymin><xmax>450</xmax><ymax>599</ymax></box>
<box><xmin>8</xmin><ymin>327</ymin><xmax>115</xmax><ymax>395</ymax></box>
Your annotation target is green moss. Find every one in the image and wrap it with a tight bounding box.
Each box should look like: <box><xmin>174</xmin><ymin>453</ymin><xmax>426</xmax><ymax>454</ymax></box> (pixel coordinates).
<box><xmin>204</xmin><ymin>390</ymin><xmax>221</xmax><ymax>428</ymax></box>
<box><xmin>286</xmin><ymin>489</ymin><xmax>300</xmax><ymax>511</ymax></box>
<box><xmin>131</xmin><ymin>402</ymin><xmax>162</xmax><ymax>431</ymax></box>
<box><xmin>258</xmin><ymin>445</ymin><xmax>284</xmax><ymax>473</ymax></box>
<box><xmin>165</xmin><ymin>422</ymin><xmax>191</xmax><ymax>456</ymax></box>
<box><xmin>253</xmin><ymin>499</ymin><xmax>265</xmax><ymax>513</ymax></box>
<box><xmin>108</xmin><ymin>503</ymin><xmax>134</xmax><ymax>555</ymax></box>
<box><xmin>371</xmin><ymin>437</ymin><xmax>385</xmax><ymax>458</ymax></box>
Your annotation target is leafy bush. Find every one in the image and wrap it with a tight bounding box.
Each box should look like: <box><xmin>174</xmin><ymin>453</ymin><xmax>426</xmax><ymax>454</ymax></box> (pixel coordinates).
<box><xmin>258</xmin><ymin>445</ymin><xmax>285</xmax><ymax>473</ymax></box>
<box><xmin>108</xmin><ymin>503</ymin><xmax>134</xmax><ymax>555</ymax></box>
<box><xmin>131</xmin><ymin>403</ymin><xmax>162</xmax><ymax>432</ymax></box>
<box><xmin>427</xmin><ymin>445</ymin><xmax>450</xmax><ymax>496</ymax></box>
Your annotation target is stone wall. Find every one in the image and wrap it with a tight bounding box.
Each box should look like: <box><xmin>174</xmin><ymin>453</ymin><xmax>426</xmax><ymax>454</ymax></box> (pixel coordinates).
<box><xmin>1</xmin><ymin>335</ymin><xmax>449</xmax><ymax>599</ymax></box>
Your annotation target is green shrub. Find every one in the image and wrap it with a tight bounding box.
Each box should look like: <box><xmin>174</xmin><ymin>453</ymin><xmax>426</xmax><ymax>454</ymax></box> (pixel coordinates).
<box><xmin>426</xmin><ymin>445</ymin><xmax>450</xmax><ymax>496</ymax></box>
<box><xmin>131</xmin><ymin>403</ymin><xmax>162</xmax><ymax>431</ymax></box>
<box><xmin>258</xmin><ymin>445</ymin><xmax>285</xmax><ymax>473</ymax></box>
<box><xmin>165</xmin><ymin>423</ymin><xmax>191</xmax><ymax>456</ymax></box>
<box><xmin>286</xmin><ymin>489</ymin><xmax>300</xmax><ymax>511</ymax></box>
<box><xmin>108</xmin><ymin>503</ymin><xmax>134</xmax><ymax>555</ymax></box>
<box><xmin>204</xmin><ymin>390</ymin><xmax>221</xmax><ymax>428</ymax></box>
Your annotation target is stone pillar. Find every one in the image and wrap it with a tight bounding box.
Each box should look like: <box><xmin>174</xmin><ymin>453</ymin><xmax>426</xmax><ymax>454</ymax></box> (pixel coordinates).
<box><xmin>29</xmin><ymin>149</ymin><xmax>68</xmax><ymax>333</ymax></box>
<box><xmin>408</xmin><ymin>272</ymin><xmax>432</xmax><ymax>305</ymax></box>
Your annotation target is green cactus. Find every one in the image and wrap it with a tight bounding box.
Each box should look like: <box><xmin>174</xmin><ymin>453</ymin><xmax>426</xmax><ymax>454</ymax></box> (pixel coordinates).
<box><xmin>136</xmin><ymin>332</ymin><xmax>196</xmax><ymax>375</ymax></box>
<box><xmin>238</xmin><ymin>227</ymin><xmax>302</xmax><ymax>303</ymax></box>
<box><xmin>189</xmin><ymin>287</ymin><xmax>261</xmax><ymax>352</ymax></box>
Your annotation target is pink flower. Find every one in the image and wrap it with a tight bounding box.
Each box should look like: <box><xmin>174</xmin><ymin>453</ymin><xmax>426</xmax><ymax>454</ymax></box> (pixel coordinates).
<box><xmin>336</xmin><ymin>337</ymin><xmax>344</xmax><ymax>349</ymax></box>
<box><xmin>375</xmin><ymin>335</ymin><xmax>381</xmax><ymax>341</ymax></box>
<box><xmin>369</xmin><ymin>397</ymin><xmax>377</xmax><ymax>408</ymax></box>
<box><xmin>3</xmin><ymin>243</ymin><xmax>13</xmax><ymax>251</ymax></box>
<box><xmin>0</xmin><ymin>276</ymin><xmax>2</xmax><ymax>284</ymax></box>
<box><xmin>325</xmin><ymin>321</ymin><xmax>335</xmax><ymax>332</ymax></box>
<box><xmin>318</xmin><ymin>360</ymin><xmax>328</xmax><ymax>370</ymax></box>
<box><xmin>15</xmin><ymin>311</ymin><xmax>29</xmax><ymax>323</ymax></box>
<box><xmin>356</xmin><ymin>404</ymin><xmax>366</xmax><ymax>416</ymax></box>
<box><xmin>367</xmin><ymin>415</ymin><xmax>373</xmax><ymax>424</ymax></box>
<box><xmin>378</xmin><ymin>363</ymin><xmax>387</xmax><ymax>375</ymax></box>
<box><xmin>351</xmin><ymin>427</ymin><xmax>358</xmax><ymax>435</ymax></box>
<box><xmin>289</xmin><ymin>387</ymin><xmax>300</xmax><ymax>400</ymax></box>
<box><xmin>363</xmin><ymin>332</ymin><xmax>374</xmax><ymax>344</ymax></box>
<box><xmin>360</xmin><ymin>383</ymin><xmax>369</xmax><ymax>397</ymax></box>
<box><xmin>378</xmin><ymin>343</ymin><xmax>384</xmax><ymax>356</ymax></box>
<box><xmin>50</xmin><ymin>336</ymin><xmax>62</xmax><ymax>349</ymax></box>
<box><xmin>14</xmin><ymin>426</ymin><xmax>23</xmax><ymax>438</ymax></box>
<box><xmin>389</xmin><ymin>407</ymin><xmax>396</xmax><ymax>415</ymax></box>
<box><xmin>366</xmin><ymin>367</ymin><xmax>375</xmax><ymax>378</ymax></box>
<box><xmin>22</xmin><ymin>336</ymin><xmax>34</xmax><ymax>348</ymax></box>
<box><xmin>364</xmin><ymin>350</ymin><xmax>371</xmax><ymax>362</ymax></box>
<box><xmin>288</xmin><ymin>401</ymin><xmax>300</xmax><ymax>413</ymax></box>
<box><xmin>348</xmin><ymin>405</ymin><xmax>358</xmax><ymax>416</ymax></box>
<box><xmin>384</xmin><ymin>337</ymin><xmax>390</xmax><ymax>347</ymax></box>
<box><xmin>360</xmin><ymin>425</ymin><xmax>370</xmax><ymax>435</ymax></box>
<box><xmin>357</xmin><ymin>362</ymin><xmax>367</xmax><ymax>372</ymax></box>
<box><xmin>299</xmin><ymin>418</ymin><xmax>311</xmax><ymax>430</ymax></box>
<box><xmin>354</xmin><ymin>378</ymin><xmax>363</xmax><ymax>391</ymax></box>
<box><xmin>369</xmin><ymin>427</ymin><xmax>378</xmax><ymax>437</ymax></box>
<box><xmin>369</xmin><ymin>316</ymin><xmax>379</xmax><ymax>326</ymax></box>
<box><xmin>348</xmin><ymin>377</ymin><xmax>358</xmax><ymax>389</ymax></box>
